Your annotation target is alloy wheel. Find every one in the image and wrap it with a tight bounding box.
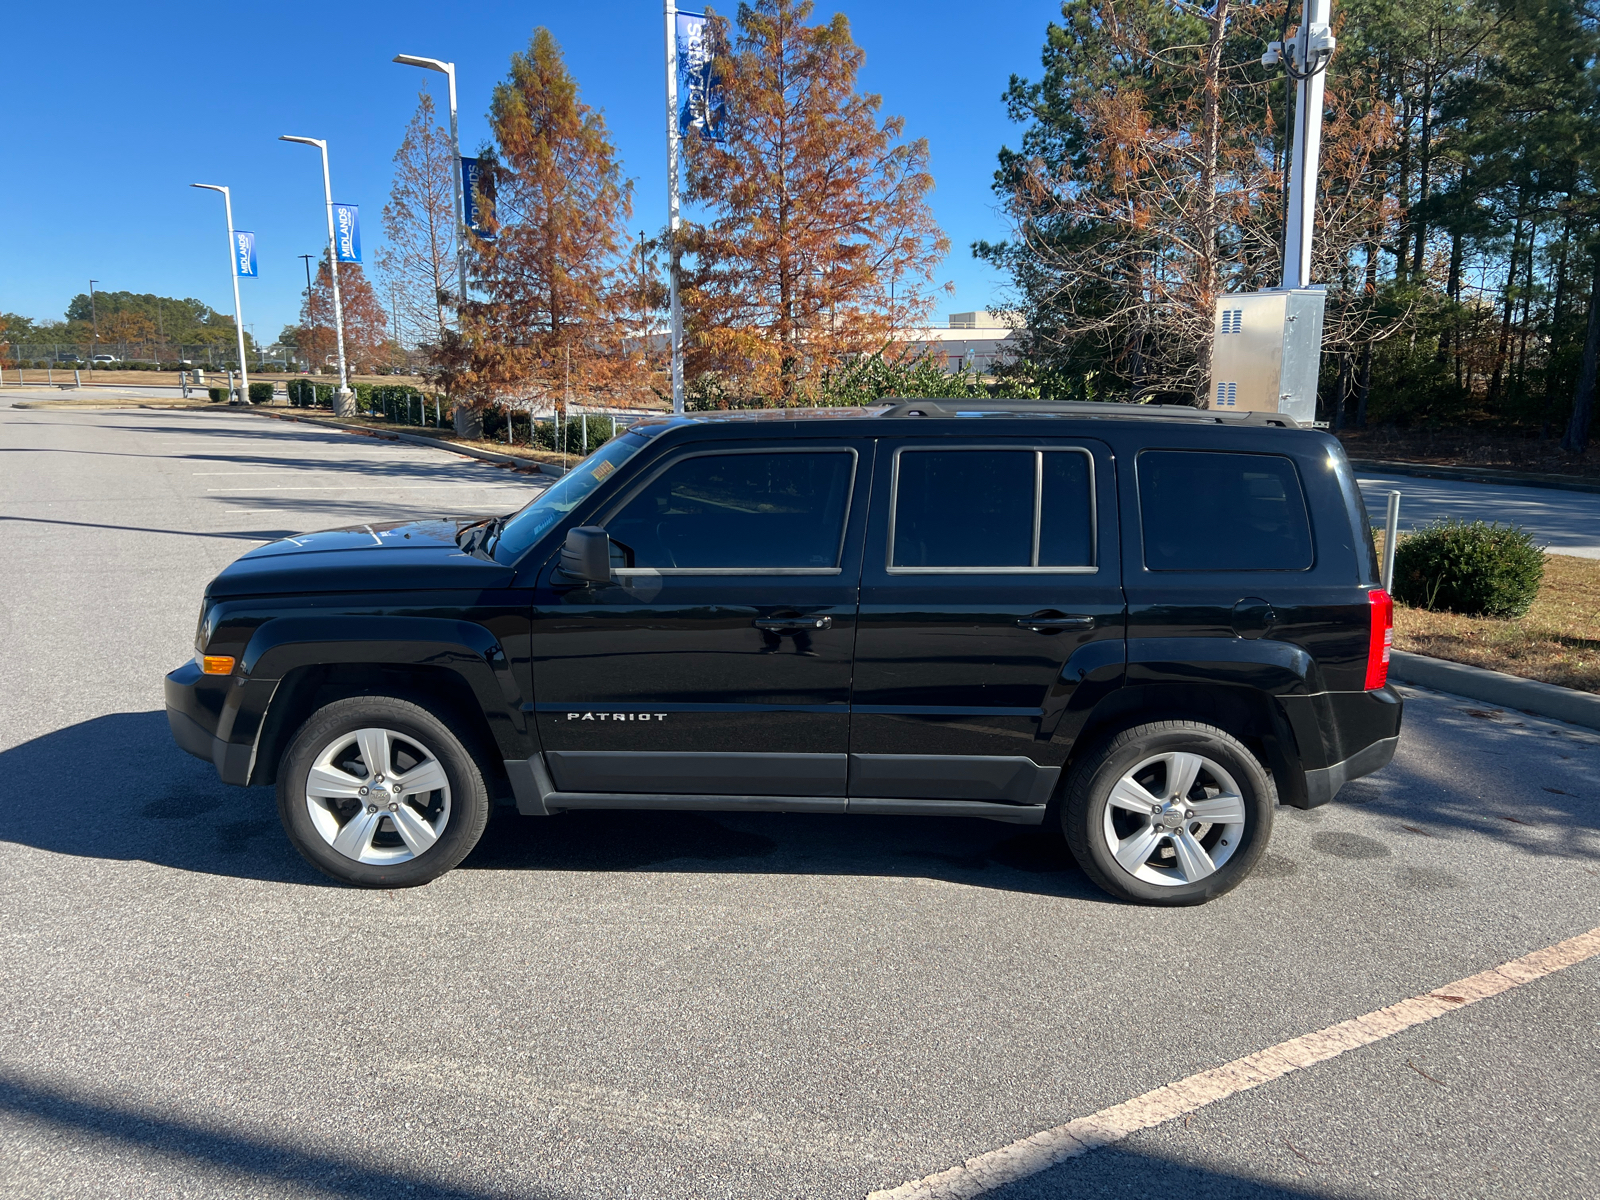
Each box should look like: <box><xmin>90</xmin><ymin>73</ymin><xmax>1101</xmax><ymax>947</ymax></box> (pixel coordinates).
<box><xmin>303</xmin><ymin>727</ymin><xmax>452</xmax><ymax>865</ymax></box>
<box><xmin>1099</xmin><ymin>751</ymin><xmax>1247</xmax><ymax>886</ymax></box>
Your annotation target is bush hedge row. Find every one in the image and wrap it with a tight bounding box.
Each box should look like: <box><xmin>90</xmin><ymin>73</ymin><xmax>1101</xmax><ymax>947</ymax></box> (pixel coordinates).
<box><xmin>279</xmin><ymin>380</ymin><xmax>623</xmax><ymax>450</ymax></box>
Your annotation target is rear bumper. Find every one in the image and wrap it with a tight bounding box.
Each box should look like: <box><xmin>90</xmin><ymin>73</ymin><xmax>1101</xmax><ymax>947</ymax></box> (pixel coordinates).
<box><xmin>1304</xmin><ymin>734</ymin><xmax>1399</xmax><ymax>807</ymax></box>
<box><xmin>1278</xmin><ymin>685</ymin><xmax>1403</xmax><ymax>807</ymax></box>
<box><xmin>164</xmin><ymin>661</ymin><xmax>264</xmax><ymax>785</ymax></box>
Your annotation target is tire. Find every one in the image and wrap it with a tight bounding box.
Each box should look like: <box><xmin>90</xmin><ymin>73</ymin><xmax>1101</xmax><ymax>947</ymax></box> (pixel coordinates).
<box><xmin>276</xmin><ymin>695</ymin><xmax>491</xmax><ymax>887</ymax></box>
<box><xmin>1062</xmin><ymin>721</ymin><xmax>1274</xmax><ymax>906</ymax></box>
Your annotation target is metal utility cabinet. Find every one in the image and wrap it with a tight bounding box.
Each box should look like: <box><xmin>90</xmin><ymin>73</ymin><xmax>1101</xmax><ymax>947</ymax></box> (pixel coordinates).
<box><xmin>1210</xmin><ymin>289</ymin><xmax>1327</xmax><ymax>425</ymax></box>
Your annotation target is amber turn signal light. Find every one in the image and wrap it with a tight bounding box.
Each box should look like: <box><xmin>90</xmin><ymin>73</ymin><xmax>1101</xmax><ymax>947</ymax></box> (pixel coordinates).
<box><xmin>200</xmin><ymin>655</ymin><xmax>236</xmax><ymax>675</ymax></box>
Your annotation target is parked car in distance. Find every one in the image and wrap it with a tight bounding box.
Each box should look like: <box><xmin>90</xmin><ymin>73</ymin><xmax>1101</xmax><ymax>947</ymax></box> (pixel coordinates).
<box><xmin>166</xmin><ymin>399</ymin><xmax>1402</xmax><ymax>905</ymax></box>
<box><xmin>89</xmin><ymin>354</ymin><xmax>118</xmax><ymax>365</ymax></box>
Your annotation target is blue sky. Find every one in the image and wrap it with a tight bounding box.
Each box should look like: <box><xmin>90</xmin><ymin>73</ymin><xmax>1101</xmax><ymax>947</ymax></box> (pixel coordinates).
<box><xmin>1</xmin><ymin>0</ymin><xmax>1063</xmax><ymax>343</ymax></box>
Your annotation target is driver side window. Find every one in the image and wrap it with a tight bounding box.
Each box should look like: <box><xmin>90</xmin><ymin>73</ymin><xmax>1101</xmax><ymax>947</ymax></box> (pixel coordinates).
<box><xmin>604</xmin><ymin>450</ymin><xmax>855</xmax><ymax>572</ymax></box>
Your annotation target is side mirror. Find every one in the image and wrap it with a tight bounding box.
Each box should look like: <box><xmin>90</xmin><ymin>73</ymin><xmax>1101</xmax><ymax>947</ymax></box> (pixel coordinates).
<box><xmin>558</xmin><ymin>526</ymin><xmax>612</xmax><ymax>583</ymax></box>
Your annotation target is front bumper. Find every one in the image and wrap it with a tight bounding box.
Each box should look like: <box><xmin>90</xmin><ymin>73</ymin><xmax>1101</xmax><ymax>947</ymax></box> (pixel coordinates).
<box><xmin>165</xmin><ymin>660</ymin><xmax>273</xmax><ymax>785</ymax></box>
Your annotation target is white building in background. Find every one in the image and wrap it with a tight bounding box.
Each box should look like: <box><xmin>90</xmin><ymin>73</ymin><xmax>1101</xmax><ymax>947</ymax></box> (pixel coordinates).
<box><xmin>902</xmin><ymin>312</ymin><xmax>1025</xmax><ymax>375</ymax></box>
<box><xmin>622</xmin><ymin>312</ymin><xmax>1027</xmax><ymax>377</ymax></box>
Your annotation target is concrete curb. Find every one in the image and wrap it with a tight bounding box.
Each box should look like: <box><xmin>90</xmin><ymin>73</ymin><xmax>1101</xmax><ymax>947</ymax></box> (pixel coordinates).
<box><xmin>1348</xmin><ymin>458</ymin><xmax>1600</xmax><ymax>495</ymax></box>
<box><xmin>251</xmin><ymin>408</ymin><xmax>569</xmax><ymax>476</ymax></box>
<box><xmin>1389</xmin><ymin>650</ymin><xmax>1600</xmax><ymax>732</ymax></box>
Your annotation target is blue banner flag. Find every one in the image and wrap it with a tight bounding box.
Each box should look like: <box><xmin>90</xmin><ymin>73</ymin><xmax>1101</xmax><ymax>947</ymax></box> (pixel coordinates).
<box><xmin>675</xmin><ymin>11</ymin><xmax>725</xmax><ymax>140</ymax></box>
<box><xmin>333</xmin><ymin>203</ymin><xmax>362</xmax><ymax>263</ymax></box>
<box><xmin>460</xmin><ymin>157</ymin><xmax>495</xmax><ymax>242</ymax></box>
<box><xmin>233</xmin><ymin>230</ymin><xmax>258</xmax><ymax>277</ymax></box>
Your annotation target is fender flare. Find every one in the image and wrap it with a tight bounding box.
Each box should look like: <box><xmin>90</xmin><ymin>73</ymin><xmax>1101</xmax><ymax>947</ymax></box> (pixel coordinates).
<box><xmin>240</xmin><ymin>614</ymin><xmax>533</xmax><ymax>765</ymax></box>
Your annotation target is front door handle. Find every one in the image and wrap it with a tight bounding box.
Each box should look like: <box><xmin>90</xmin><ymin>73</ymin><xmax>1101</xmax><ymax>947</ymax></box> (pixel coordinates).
<box><xmin>754</xmin><ymin>616</ymin><xmax>832</xmax><ymax>631</ymax></box>
<box><xmin>1018</xmin><ymin>613</ymin><xmax>1094</xmax><ymax>633</ymax></box>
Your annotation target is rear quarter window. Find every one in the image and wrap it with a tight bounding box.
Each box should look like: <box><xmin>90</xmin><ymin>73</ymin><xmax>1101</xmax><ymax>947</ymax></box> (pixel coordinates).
<box><xmin>1137</xmin><ymin>450</ymin><xmax>1313</xmax><ymax>571</ymax></box>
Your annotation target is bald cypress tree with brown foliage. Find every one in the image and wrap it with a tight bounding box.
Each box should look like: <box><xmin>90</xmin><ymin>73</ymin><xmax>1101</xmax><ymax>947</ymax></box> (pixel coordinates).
<box><xmin>683</xmin><ymin>0</ymin><xmax>948</xmax><ymax>403</ymax></box>
<box><xmin>458</xmin><ymin>28</ymin><xmax>641</xmax><ymax>410</ymax></box>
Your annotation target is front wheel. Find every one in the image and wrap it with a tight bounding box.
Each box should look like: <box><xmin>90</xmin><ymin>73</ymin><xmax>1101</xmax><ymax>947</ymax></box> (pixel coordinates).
<box><xmin>277</xmin><ymin>696</ymin><xmax>491</xmax><ymax>887</ymax></box>
<box><xmin>1062</xmin><ymin>721</ymin><xmax>1274</xmax><ymax>906</ymax></box>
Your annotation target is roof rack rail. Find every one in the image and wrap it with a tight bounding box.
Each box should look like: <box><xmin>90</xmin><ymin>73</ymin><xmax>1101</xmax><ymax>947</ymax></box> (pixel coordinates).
<box><xmin>873</xmin><ymin>398</ymin><xmax>1299</xmax><ymax>429</ymax></box>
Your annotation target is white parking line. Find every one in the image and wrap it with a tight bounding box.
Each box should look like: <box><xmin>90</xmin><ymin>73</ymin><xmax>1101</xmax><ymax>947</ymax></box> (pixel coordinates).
<box><xmin>867</xmin><ymin>926</ymin><xmax>1600</xmax><ymax>1200</ymax></box>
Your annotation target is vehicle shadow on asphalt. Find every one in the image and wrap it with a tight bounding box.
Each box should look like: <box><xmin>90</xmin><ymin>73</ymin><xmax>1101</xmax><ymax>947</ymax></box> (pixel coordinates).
<box><xmin>0</xmin><ymin>1070</ymin><xmax>543</xmax><ymax>1200</ymax></box>
<box><xmin>464</xmin><ymin>805</ymin><xmax>1113</xmax><ymax>901</ymax></box>
<box><xmin>0</xmin><ymin>711</ymin><xmax>331</xmax><ymax>887</ymax></box>
<box><xmin>0</xmin><ymin>711</ymin><xmax>1106</xmax><ymax>898</ymax></box>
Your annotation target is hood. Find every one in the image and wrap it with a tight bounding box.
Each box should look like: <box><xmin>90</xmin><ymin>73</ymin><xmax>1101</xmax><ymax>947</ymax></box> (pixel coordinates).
<box><xmin>207</xmin><ymin>518</ymin><xmax>516</xmax><ymax>599</ymax></box>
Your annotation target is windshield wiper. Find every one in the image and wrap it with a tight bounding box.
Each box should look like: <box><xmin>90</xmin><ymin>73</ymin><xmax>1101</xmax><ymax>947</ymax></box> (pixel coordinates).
<box><xmin>455</xmin><ymin>515</ymin><xmax>506</xmax><ymax>561</ymax></box>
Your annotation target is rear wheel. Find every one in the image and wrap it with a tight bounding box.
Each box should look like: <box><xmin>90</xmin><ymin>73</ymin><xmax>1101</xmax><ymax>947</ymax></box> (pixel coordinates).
<box><xmin>277</xmin><ymin>696</ymin><xmax>491</xmax><ymax>887</ymax></box>
<box><xmin>1063</xmin><ymin>721</ymin><xmax>1273</xmax><ymax>906</ymax></box>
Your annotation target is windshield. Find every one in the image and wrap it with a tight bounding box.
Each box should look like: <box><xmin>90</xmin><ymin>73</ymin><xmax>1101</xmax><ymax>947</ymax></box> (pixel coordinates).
<box><xmin>491</xmin><ymin>431</ymin><xmax>653</xmax><ymax>564</ymax></box>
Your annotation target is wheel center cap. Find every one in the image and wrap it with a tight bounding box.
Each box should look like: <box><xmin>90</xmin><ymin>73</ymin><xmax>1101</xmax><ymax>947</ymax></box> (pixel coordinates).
<box><xmin>1159</xmin><ymin>805</ymin><xmax>1187</xmax><ymax>830</ymax></box>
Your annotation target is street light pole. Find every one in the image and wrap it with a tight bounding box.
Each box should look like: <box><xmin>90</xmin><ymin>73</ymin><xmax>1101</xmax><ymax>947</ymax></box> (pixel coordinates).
<box><xmin>663</xmin><ymin>0</ymin><xmax>685</xmax><ymax>414</ymax></box>
<box><xmin>298</xmin><ymin>253</ymin><xmax>316</xmax><ymax>372</ymax></box>
<box><xmin>88</xmin><ymin>279</ymin><xmax>99</xmax><ymax>368</ymax></box>
<box><xmin>279</xmin><ymin>135</ymin><xmax>353</xmax><ymax>416</ymax></box>
<box><xmin>1267</xmin><ymin>0</ymin><xmax>1336</xmax><ymax>289</ymax></box>
<box><xmin>189</xmin><ymin>183</ymin><xmax>251</xmax><ymax>403</ymax></box>
<box><xmin>392</xmin><ymin>54</ymin><xmax>470</xmax><ymax>315</ymax></box>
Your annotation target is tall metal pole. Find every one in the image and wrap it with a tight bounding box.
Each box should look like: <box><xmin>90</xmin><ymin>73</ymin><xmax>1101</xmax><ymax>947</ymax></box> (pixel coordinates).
<box><xmin>444</xmin><ymin>65</ymin><xmax>469</xmax><ymax>313</ymax></box>
<box><xmin>280</xmin><ymin>136</ymin><xmax>352</xmax><ymax>414</ymax></box>
<box><xmin>190</xmin><ymin>185</ymin><xmax>252</xmax><ymax>403</ymax></box>
<box><xmin>664</xmin><ymin>0</ymin><xmax>685</xmax><ymax>413</ymax></box>
<box><xmin>298</xmin><ymin>253</ymin><xmax>315</xmax><ymax>371</ymax></box>
<box><xmin>1279</xmin><ymin>0</ymin><xmax>1334</xmax><ymax>289</ymax></box>
<box><xmin>188</xmin><ymin>183</ymin><xmax>252</xmax><ymax>400</ymax></box>
<box><xmin>88</xmin><ymin>280</ymin><xmax>99</xmax><ymax>366</ymax></box>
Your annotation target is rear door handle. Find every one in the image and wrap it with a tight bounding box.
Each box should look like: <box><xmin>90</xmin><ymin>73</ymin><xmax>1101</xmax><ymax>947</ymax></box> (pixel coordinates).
<box><xmin>754</xmin><ymin>616</ymin><xmax>832</xmax><ymax>631</ymax></box>
<box><xmin>1018</xmin><ymin>613</ymin><xmax>1094</xmax><ymax>632</ymax></box>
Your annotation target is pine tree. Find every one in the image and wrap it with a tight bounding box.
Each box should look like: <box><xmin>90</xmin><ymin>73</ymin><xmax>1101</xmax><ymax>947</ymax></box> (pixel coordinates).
<box><xmin>983</xmin><ymin>1</ymin><xmax>1399</xmax><ymax>404</ymax></box>
<box><xmin>683</xmin><ymin>0</ymin><xmax>949</xmax><ymax>403</ymax></box>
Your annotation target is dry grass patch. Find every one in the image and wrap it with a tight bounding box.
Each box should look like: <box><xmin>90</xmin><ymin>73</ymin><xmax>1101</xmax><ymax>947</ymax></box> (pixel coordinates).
<box><xmin>1391</xmin><ymin>551</ymin><xmax>1600</xmax><ymax>693</ymax></box>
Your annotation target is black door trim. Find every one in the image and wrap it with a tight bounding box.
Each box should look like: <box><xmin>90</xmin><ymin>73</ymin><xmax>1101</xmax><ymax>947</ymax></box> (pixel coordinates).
<box><xmin>544</xmin><ymin>751</ymin><xmax>848</xmax><ymax>796</ymax></box>
<box><xmin>847</xmin><ymin>753</ymin><xmax>1060</xmax><ymax>804</ymax></box>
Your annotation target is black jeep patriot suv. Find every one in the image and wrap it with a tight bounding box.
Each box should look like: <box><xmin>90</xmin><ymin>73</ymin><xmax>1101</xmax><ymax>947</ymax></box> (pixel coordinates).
<box><xmin>166</xmin><ymin>400</ymin><xmax>1401</xmax><ymax>905</ymax></box>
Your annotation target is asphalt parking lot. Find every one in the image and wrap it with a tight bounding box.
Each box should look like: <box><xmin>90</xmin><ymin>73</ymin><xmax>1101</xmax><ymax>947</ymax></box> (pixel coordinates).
<box><xmin>1</xmin><ymin>403</ymin><xmax>1597</xmax><ymax>1199</ymax></box>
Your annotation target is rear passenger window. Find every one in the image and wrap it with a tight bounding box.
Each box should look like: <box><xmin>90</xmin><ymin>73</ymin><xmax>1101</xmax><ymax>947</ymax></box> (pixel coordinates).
<box><xmin>605</xmin><ymin>450</ymin><xmax>854</xmax><ymax>571</ymax></box>
<box><xmin>891</xmin><ymin>447</ymin><xmax>1095</xmax><ymax>570</ymax></box>
<box><xmin>1138</xmin><ymin>450</ymin><xmax>1312</xmax><ymax>571</ymax></box>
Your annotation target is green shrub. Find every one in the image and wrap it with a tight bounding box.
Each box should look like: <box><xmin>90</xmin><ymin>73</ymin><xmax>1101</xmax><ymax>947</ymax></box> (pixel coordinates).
<box><xmin>248</xmin><ymin>382</ymin><xmax>274</xmax><ymax>403</ymax></box>
<box><xmin>207</xmin><ymin>386</ymin><xmax>230</xmax><ymax>403</ymax></box>
<box><xmin>1392</xmin><ymin>519</ymin><xmax>1544</xmax><ymax>618</ymax></box>
<box><xmin>285</xmin><ymin>379</ymin><xmax>335</xmax><ymax>408</ymax></box>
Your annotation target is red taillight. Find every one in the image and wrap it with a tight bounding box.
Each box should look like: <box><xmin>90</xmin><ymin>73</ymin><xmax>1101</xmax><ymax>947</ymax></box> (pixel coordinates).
<box><xmin>1365</xmin><ymin>588</ymin><xmax>1393</xmax><ymax>690</ymax></box>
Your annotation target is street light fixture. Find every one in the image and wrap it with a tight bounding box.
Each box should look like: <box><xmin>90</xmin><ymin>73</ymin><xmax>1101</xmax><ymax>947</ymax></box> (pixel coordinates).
<box><xmin>189</xmin><ymin>184</ymin><xmax>251</xmax><ymax>403</ymax></box>
<box><xmin>392</xmin><ymin>53</ymin><xmax>471</xmax><ymax>316</ymax></box>
<box><xmin>279</xmin><ymin>134</ymin><xmax>353</xmax><ymax>416</ymax></box>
